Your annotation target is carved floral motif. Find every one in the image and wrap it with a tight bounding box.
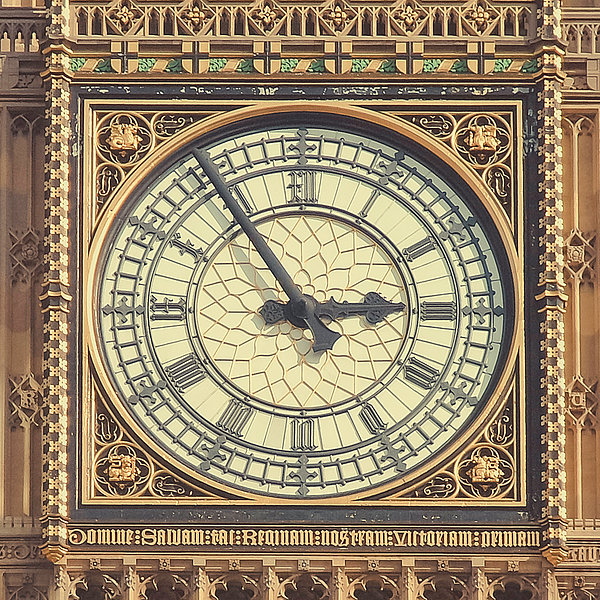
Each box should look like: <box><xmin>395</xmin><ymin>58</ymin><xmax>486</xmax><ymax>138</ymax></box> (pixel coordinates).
<box><xmin>321</xmin><ymin>1</ymin><xmax>355</xmax><ymax>31</ymax></box>
<box><xmin>181</xmin><ymin>1</ymin><xmax>213</xmax><ymax>32</ymax></box>
<box><xmin>9</xmin><ymin>229</ymin><xmax>43</xmax><ymax>285</ymax></box>
<box><xmin>97</xmin><ymin>113</ymin><xmax>152</xmax><ymax>165</ymax></box>
<box><xmin>108</xmin><ymin>0</ymin><xmax>142</xmax><ymax>32</ymax></box>
<box><xmin>454</xmin><ymin>114</ymin><xmax>510</xmax><ymax>165</ymax></box>
<box><xmin>392</xmin><ymin>1</ymin><xmax>425</xmax><ymax>32</ymax></box>
<box><xmin>8</xmin><ymin>373</ymin><xmax>43</xmax><ymax>428</ymax></box>
<box><xmin>466</xmin><ymin>2</ymin><xmax>492</xmax><ymax>31</ymax></box>
<box><xmin>564</xmin><ymin>229</ymin><xmax>595</xmax><ymax>281</ymax></box>
<box><xmin>251</xmin><ymin>1</ymin><xmax>284</xmax><ymax>30</ymax></box>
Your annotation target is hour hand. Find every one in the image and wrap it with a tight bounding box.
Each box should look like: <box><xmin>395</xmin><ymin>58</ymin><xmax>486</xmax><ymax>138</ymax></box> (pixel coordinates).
<box><xmin>317</xmin><ymin>292</ymin><xmax>406</xmax><ymax>324</ymax></box>
<box><xmin>260</xmin><ymin>292</ymin><xmax>405</xmax><ymax>326</ymax></box>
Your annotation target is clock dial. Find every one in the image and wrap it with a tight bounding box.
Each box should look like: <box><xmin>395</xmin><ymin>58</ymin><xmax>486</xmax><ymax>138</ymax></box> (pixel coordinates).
<box><xmin>93</xmin><ymin>111</ymin><xmax>514</xmax><ymax>499</ymax></box>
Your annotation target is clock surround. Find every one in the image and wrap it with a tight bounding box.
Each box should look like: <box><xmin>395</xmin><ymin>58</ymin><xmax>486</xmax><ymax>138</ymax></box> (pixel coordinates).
<box><xmin>83</xmin><ymin>101</ymin><xmax>523</xmax><ymax>505</ymax></box>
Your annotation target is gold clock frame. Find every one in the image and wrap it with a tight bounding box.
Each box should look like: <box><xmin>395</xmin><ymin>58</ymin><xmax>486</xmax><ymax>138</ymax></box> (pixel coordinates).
<box><xmin>80</xmin><ymin>100</ymin><xmax>525</xmax><ymax>506</ymax></box>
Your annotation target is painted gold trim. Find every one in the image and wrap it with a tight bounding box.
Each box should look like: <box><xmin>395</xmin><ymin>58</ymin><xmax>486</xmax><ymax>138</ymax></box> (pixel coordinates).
<box><xmin>83</xmin><ymin>101</ymin><xmax>524</xmax><ymax>505</ymax></box>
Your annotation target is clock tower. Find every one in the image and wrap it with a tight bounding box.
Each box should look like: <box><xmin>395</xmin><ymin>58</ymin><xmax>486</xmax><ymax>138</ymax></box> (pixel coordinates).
<box><xmin>3</xmin><ymin>0</ymin><xmax>600</xmax><ymax>595</ymax></box>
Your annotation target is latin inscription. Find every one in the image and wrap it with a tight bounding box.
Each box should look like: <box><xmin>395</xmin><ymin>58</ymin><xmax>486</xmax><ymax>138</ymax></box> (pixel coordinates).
<box><xmin>69</xmin><ymin>526</ymin><xmax>541</xmax><ymax>549</ymax></box>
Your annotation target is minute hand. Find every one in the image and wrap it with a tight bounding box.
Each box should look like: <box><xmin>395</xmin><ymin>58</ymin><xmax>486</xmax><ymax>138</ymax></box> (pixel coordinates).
<box><xmin>194</xmin><ymin>149</ymin><xmax>341</xmax><ymax>352</ymax></box>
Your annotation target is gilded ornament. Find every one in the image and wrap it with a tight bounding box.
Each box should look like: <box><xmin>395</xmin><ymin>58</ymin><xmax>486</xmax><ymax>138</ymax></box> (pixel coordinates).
<box><xmin>96</xmin><ymin>164</ymin><xmax>123</xmax><ymax>208</ymax></box>
<box><xmin>97</xmin><ymin>113</ymin><xmax>152</xmax><ymax>165</ymax></box>
<box><xmin>182</xmin><ymin>2</ymin><xmax>209</xmax><ymax>32</ymax></box>
<box><xmin>457</xmin><ymin>445</ymin><xmax>514</xmax><ymax>497</ymax></box>
<box><xmin>152</xmin><ymin>113</ymin><xmax>196</xmax><ymax>138</ymax></box>
<box><xmin>454</xmin><ymin>114</ymin><xmax>510</xmax><ymax>166</ymax></box>
<box><xmin>108</xmin><ymin>453</ymin><xmax>139</xmax><ymax>483</ymax></box>
<box><xmin>407</xmin><ymin>114</ymin><xmax>455</xmax><ymax>138</ymax></box>
<box><xmin>466</xmin><ymin>453</ymin><xmax>501</xmax><ymax>485</ymax></box>
<box><xmin>252</xmin><ymin>2</ymin><xmax>282</xmax><ymax>30</ymax></box>
<box><xmin>466</xmin><ymin>2</ymin><xmax>492</xmax><ymax>32</ymax></box>
<box><xmin>465</xmin><ymin>122</ymin><xmax>500</xmax><ymax>159</ymax></box>
<box><xmin>414</xmin><ymin>474</ymin><xmax>457</xmax><ymax>498</ymax></box>
<box><xmin>95</xmin><ymin>443</ymin><xmax>151</xmax><ymax>496</ymax></box>
<box><xmin>324</xmin><ymin>4</ymin><xmax>349</xmax><ymax>30</ymax></box>
<box><xmin>393</xmin><ymin>2</ymin><xmax>425</xmax><ymax>32</ymax></box>
<box><xmin>107</xmin><ymin>122</ymin><xmax>142</xmax><ymax>156</ymax></box>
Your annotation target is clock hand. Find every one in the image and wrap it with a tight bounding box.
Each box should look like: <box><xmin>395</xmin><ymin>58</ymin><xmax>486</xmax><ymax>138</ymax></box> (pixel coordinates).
<box><xmin>194</xmin><ymin>149</ymin><xmax>341</xmax><ymax>352</ymax></box>
<box><xmin>260</xmin><ymin>292</ymin><xmax>405</xmax><ymax>326</ymax></box>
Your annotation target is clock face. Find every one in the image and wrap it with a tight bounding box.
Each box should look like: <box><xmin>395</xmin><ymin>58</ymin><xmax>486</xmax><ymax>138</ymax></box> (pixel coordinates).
<box><xmin>92</xmin><ymin>109</ymin><xmax>515</xmax><ymax>500</ymax></box>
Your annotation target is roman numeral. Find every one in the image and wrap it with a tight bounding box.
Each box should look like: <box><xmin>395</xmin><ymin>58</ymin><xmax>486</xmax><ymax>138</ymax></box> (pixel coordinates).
<box><xmin>359</xmin><ymin>189</ymin><xmax>379</xmax><ymax>218</ymax></box>
<box><xmin>402</xmin><ymin>237</ymin><xmax>435</xmax><ymax>261</ymax></box>
<box><xmin>291</xmin><ymin>418</ymin><xmax>316</xmax><ymax>451</ymax></box>
<box><xmin>232</xmin><ymin>185</ymin><xmax>256</xmax><ymax>214</ymax></box>
<box><xmin>150</xmin><ymin>296</ymin><xmax>186</xmax><ymax>321</ymax></box>
<box><xmin>404</xmin><ymin>356</ymin><xmax>440</xmax><ymax>389</ymax></box>
<box><xmin>165</xmin><ymin>353</ymin><xmax>206</xmax><ymax>392</ymax></box>
<box><xmin>216</xmin><ymin>399</ymin><xmax>253</xmax><ymax>437</ymax></box>
<box><xmin>359</xmin><ymin>404</ymin><xmax>387</xmax><ymax>434</ymax></box>
<box><xmin>169</xmin><ymin>233</ymin><xmax>203</xmax><ymax>263</ymax></box>
<box><xmin>420</xmin><ymin>301</ymin><xmax>456</xmax><ymax>321</ymax></box>
<box><xmin>287</xmin><ymin>171</ymin><xmax>317</xmax><ymax>203</ymax></box>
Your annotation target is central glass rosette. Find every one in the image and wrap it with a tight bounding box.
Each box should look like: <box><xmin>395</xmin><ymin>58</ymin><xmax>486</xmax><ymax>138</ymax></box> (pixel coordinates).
<box><xmin>190</xmin><ymin>211</ymin><xmax>411</xmax><ymax>409</ymax></box>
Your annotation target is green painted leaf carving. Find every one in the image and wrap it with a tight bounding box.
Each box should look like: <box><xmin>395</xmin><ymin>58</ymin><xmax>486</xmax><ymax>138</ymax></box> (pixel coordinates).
<box><xmin>450</xmin><ymin>59</ymin><xmax>468</xmax><ymax>74</ymax></box>
<box><xmin>307</xmin><ymin>58</ymin><xmax>325</xmax><ymax>73</ymax></box>
<box><xmin>423</xmin><ymin>59</ymin><xmax>442</xmax><ymax>73</ymax></box>
<box><xmin>493</xmin><ymin>58</ymin><xmax>513</xmax><ymax>73</ymax></box>
<box><xmin>521</xmin><ymin>58</ymin><xmax>539</xmax><ymax>73</ymax></box>
<box><xmin>94</xmin><ymin>58</ymin><xmax>115</xmax><ymax>73</ymax></box>
<box><xmin>209</xmin><ymin>58</ymin><xmax>228</xmax><ymax>72</ymax></box>
<box><xmin>281</xmin><ymin>58</ymin><xmax>300</xmax><ymax>72</ymax></box>
<box><xmin>70</xmin><ymin>57</ymin><xmax>86</xmax><ymax>72</ymax></box>
<box><xmin>378</xmin><ymin>59</ymin><xmax>397</xmax><ymax>73</ymax></box>
<box><xmin>236</xmin><ymin>58</ymin><xmax>255</xmax><ymax>73</ymax></box>
<box><xmin>138</xmin><ymin>58</ymin><xmax>157</xmax><ymax>72</ymax></box>
<box><xmin>165</xmin><ymin>58</ymin><xmax>183</xmax><ymax>73</ymax></box>
<box><xmin>351</xmin><ymin>59</ymin><xmax>370</xmax><ymax>73</ymax></box>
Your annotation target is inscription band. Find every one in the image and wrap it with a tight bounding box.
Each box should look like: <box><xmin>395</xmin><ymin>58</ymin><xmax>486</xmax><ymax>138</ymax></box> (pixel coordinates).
<box><xmin>69</xmin><ymin>527</ymin><xmax>540</xmax><ymax>549</ymax></box>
